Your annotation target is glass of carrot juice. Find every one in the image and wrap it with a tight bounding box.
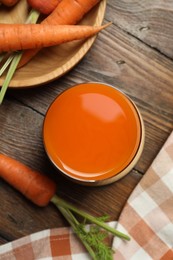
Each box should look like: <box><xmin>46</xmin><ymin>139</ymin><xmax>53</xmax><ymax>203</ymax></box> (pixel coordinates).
<box><xmin>43</xmin><ymin>82</ymin><xmax>144</xmax><ymax>186</ymax></box>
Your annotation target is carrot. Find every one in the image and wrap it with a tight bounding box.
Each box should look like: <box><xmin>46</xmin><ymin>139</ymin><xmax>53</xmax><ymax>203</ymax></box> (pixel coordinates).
<box><xmin>0</xmin><ymin>154</ymin><xmax>57</xmax><ymax>206</ymax></box>
<box><xmin>0</xmin><ymin>0</ymin><xmax>19</xmax><ymax>6</ymax></box>
<box><xmin>0</xmin><ymin>23</ymin><xmax>109</xmax><ymax>53</ymax></box>
<box><xmin>0</xmin><ymin>153</ymin><xmax>130</xmax><ymax>257</ymax></box>
<box><xmin>27</xmin><ymin>0</ymin><xmax>62</xmax><ymax>15</ymax></box>
<box><xmin>18</xmin><ymin>0</ymin><xmax>101</xmax><ymax>67</ymax></box>
<box><xmin>43</xmin><ymin>0</ymin><xmax>101</xmax><ymax>25</ymax></box>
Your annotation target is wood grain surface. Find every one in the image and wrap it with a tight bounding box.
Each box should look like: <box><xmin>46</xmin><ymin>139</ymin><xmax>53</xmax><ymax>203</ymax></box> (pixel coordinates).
<box><xmin>0</xmin><ymin>0</ymin><xmax>173</xmax><ymax>246</ymax></box>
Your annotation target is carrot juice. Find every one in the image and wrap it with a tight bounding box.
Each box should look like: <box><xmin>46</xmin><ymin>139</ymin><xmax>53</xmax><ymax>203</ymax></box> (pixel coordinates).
<box><xmin>43</xmin><ymin>83</ymin><xmax>144</xmax><ymax>185</ymax></box>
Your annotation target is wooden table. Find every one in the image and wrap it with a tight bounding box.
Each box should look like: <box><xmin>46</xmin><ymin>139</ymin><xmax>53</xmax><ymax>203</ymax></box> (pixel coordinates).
<box><xmin>0</xmin><ymin>0</ymin><xmax>173</xmax><ymax>246</ymax></box>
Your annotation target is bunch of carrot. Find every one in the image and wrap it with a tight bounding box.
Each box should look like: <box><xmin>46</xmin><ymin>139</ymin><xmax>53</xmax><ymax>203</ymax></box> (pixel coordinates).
<box><xmin>0</xmin><ymin>0</ymin><xmax>105</xmax><ymax>64</ymax></box>
<box><xmin>0</xmin><ymin>0</ymin><xmax>109</xmax><ymax>104</ymax></box>
<box><xmin>0</xmin><ymin>153</ymin><xmax>130</xmax><ymax>259</ymax></box>
<box><xmin>19</xmin><ymin>0</ymin><xmax>102</xmax><ymax>67</ymax></box>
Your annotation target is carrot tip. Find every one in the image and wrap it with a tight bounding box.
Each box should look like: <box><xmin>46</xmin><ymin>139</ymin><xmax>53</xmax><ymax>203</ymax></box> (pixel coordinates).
<box><xmin>100</xmin><ymin>22</ymin><xmax>112</xmax><ymax>30</ymax></box>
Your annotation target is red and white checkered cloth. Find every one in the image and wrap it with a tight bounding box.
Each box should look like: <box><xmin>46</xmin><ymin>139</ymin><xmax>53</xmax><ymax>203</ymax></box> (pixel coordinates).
<box><xmin>0</xmin><ymin>131</ymin><xmax>173</xmax><ymax>259</ymax></box>
<box><xmin>0</xmin><ymin>226</ymin><xmax>95</xmax><ymax>260</ymax></box>
<box><xmin>113</xmin><ymin>131</ymin><xmax>173</xmax><ymax>259</ymax></box>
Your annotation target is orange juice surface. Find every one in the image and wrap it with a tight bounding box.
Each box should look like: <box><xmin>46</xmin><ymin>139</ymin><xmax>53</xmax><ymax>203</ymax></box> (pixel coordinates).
<box><xmin>43</xmin><ymin>83</ymin><xmax>141</xmax><ymax>181</ymax></box>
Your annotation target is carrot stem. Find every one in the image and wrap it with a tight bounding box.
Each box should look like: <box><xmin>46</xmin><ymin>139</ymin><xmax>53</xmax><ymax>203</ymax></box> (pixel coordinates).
<box><xmin>51</xmin><ymin>195</ymin><xmax>130</xmax><ymax>241</ymax></box>
<box><xmin>58</xmin><ymin>206</ymin><xmax>97</xmax><ymax>260</ymax></box>
<box><xmin>0</xmin><ymin>9</ymin><xmax>40</xmax><ymax>104</ymax></box>
<box><xmin>26</xmin><ymin>8</ymin><xmax>40</xmax><ymax>24</ymax></box>
<box><xmin>0</xmin><ymin>54</ymin><xmax>16</xmax><ymax>77</ymax></box>
<box><xmin>0</xmin><ymin>52</ymin><xmax>22</xmax><ymax>104</ymax></box>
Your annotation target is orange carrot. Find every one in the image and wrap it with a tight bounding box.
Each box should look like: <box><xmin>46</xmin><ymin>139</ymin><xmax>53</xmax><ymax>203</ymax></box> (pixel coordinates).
<box><xmin>0</xmin><ymin>23</ymin><xmax>109</xmax><ymax>53</ymax></box>
<box><xmin>0</xmin><ymin>154</ymin><xmax>57</xmax><ymax>206</ymax></box>
<box><xmin>27</xmin><ymin>0</ymin><xmax>62</xmax><ymax>15</ymax></box>
<box><xmin>18</xmin><ymin>0</ymin><xmax>101</xmax><ymax>67</ymax></box>
<box><xmin>0</xmin><ymin>0</ymin><xmax>19</xmax><ymax>6</ymax></box>
<box><xmin>0</xmin><ymin>153</ymin><xmax>130</xmax><ymax>251</ymax></box>
<box><xmin>43</xmin><ymin>0</ymin><xmax>101</xmax><ymax>25</ymax></box>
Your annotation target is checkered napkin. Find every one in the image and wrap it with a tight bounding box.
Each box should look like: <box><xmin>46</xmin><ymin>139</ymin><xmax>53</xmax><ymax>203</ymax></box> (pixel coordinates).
<box><xmin>0</xmin><ymin>223</ymin><xmax>115</xmax><ymax>260</ymax></box>
<box><xmin>0</xmin><ymin>131</ymin><xmax>173</xmax><ymax>260</ymax></box>
<box><xmin>0</xmin><ymin>226</ymin><xmax>94</xmax><ymax>260</ymax></box>
<box><xmin>113</xmin><ymin>131</ymin><xmax>173</xmax><ymax>259</ymax></box>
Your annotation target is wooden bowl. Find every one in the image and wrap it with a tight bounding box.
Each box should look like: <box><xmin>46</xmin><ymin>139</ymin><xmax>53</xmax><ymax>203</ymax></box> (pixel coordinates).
<box><xmin>0</xmin><ymin>0</ymin><xmax>106</xmax><ymax>88</ymax></box>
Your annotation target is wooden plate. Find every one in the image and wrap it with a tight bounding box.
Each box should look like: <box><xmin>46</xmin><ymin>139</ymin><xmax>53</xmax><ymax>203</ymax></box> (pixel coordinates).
<box><xmin>0</xmin><ymin>0</ymin><xmax>106</xmax><ymax>88</ymax></box>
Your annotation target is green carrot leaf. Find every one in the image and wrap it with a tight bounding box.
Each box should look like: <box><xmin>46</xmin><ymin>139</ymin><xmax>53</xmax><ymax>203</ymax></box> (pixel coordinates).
<box><xmin>51</xmin><ymin>195</ymin><xmax>130</xmax><ymax>241</ymax></box>
<box><xmin>0</xmin><ymin>54</ymin><xmax>16</xmax><ymax>77</ymax></box>
<box><xmin>0</xmin><ymin>52</ymin><xmax>22</xmax><ymax>104</ymax></box>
